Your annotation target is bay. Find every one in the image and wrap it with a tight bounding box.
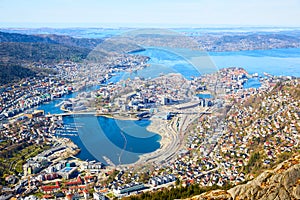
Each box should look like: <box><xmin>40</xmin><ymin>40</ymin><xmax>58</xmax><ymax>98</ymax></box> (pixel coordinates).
<box><xmin>38</xmin><ymin>47</ymin><xmax>300</xmax><ymax>166</ymax></box>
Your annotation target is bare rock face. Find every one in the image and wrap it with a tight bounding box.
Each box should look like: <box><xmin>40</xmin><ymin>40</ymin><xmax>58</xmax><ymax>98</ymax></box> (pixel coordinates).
<box><xmin>192</xmin><ymin>155</ymin><xmax>300</xmax><ymax>200</ymax></box>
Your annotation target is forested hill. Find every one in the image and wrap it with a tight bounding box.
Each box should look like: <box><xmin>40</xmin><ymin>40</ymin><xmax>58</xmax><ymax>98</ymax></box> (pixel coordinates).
<box><xmin>0</xmin><ymin>31</ymin><xmax>103</xmax><ymax>49</ymax></box>
<box><xmin>0</xmin><ymin>42</ymin><xmax>90</xmax><ymax>65</ymax></box>
<box><xmin>0</xmin><ymin>31</ymin><xmax>103</xmax><ymax>85</ymax></box>
<box><xmin>0</xmin><ymin>31</ymin><xmax>105</xmax><ymax>66</ymax></box>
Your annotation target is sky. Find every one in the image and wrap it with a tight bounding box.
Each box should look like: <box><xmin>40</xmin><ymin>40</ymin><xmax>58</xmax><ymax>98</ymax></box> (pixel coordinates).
<box><xmin>0</xmin><ymin>0</ymin><xmax>300</xmax><ymax>27</ymax></box>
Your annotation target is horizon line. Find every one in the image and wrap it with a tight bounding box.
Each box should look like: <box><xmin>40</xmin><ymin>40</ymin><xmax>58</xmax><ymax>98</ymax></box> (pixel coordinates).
<box><xmin>1</xmin><ymin>22</ymin><xmax>300</xmax><ymax>29</ymax></box>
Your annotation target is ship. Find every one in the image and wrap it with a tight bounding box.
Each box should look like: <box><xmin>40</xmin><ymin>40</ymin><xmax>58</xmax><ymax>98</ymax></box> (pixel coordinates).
<box><xmin>252</xmin><ymin>72</ymin><xmax>259</xmax><ymax>77</ymax></box>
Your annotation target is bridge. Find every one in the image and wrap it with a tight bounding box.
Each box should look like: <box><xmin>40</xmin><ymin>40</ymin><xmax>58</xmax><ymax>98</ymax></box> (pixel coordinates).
<box><xmin>50</xmin><ymin>112</ymin><xmax>97</xmax><ymax>117</ymax></box>
<box><xmin>174</xmin><ymin>111</ymin><xmax>212</xmax><ymax>115</ymax></box>
<box><xmin>50</xmin><ymin>111</ymin><xmax>139</xmax><ymax>117</ymax></box>
<box><xmin>50</xmin><ymin>111</ymin><xmax>212</xmax><ymax>118</ymax></box>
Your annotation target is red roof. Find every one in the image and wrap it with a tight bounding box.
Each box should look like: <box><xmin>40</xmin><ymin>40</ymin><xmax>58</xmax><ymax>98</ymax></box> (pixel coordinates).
<box><xmin>41</xmin><ymin>185</ymin><xmax>60</xmax><ymax>191</ymax></box>
<box><xmin>66</xmin><ymin>193</ymin><xmax>73</xmax><ymax>200</ymax></box>
<box><xmin>100</xmin><ymin>188</ymin><xmax>108</xmax><ymax>193</ymax></box>
<box><xmin>42</xmin><ymin>195</ymin><xmax>53</xmax><ymax>199</ymax></box>
<box><xmin>66</xmin><ymin>176</ymin><xmax>83</xmax><ymax>186</ymax></box>
<box><xmin>84</xmin><ymin>175</ymin><xmax>94</xmax><ymax>180</ymax></box>
<box><xmin>41</xmin><ymin>181</ymin><xmax>60</xmax><ymax>191</ymax></box>
<box><xmin>188</xmin><ymin>179</ymin><xmax>195</xmax><ymax>184</ymax></box>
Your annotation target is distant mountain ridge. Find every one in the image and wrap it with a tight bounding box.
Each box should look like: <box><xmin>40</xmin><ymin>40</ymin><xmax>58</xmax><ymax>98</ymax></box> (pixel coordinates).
<box><xmin>0</xmin><ymin>31</ymin><xmax>56</xmax><ymax>43</ymax></box>
<box><xmin>195</xmin><ymin>33</ymin><xmax>300</xmax><ymax>51</ymax></box>
<box><xmin>0</xmin><ymin>31</ymin><xmax>103</xmax><ymax>49</ymax></box>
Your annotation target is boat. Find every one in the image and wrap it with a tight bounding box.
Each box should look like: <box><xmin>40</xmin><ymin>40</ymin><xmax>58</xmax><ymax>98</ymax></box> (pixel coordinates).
<box><xmin>252</xmin><ymin>73</ymin><xmax>259</xmax><ymax>77</ymax></box>
<box><xmin>55</xmin><ymin>101</ymin><xmax>64</xmax><ymax>107</ymax></box>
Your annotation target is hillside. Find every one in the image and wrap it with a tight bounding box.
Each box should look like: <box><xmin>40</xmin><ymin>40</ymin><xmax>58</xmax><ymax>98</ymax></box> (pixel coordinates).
<box><xmin>0</xmin><ymin>42</ymin><xmax>90</xmax><ymax>65</ymax></box>
<box><xmin>122</xmin><ymin>79</ymin><xmax>299</xmax><ymax>200</ymax></box>
<box><xmin>0</xmin><ymin>64</ymin><xmax>36</xmax><ymax>85</ymax></box>
<box><xmin>188</xmin><ymin>154</ymin><xmax>300</xmax><ymax>200</ymax></box>
<box><xmin>0</xmin><ymin>31</ymin><xmax>103</xmax><ymax>49</ymax></box>
<box><xmin>187</xmin><ymin>80</ymin><xmax>300</xmax><ymax>200</ymax></box>
<box><xmin>0</xmin><ymin>31</ymin><xmax>104</xmax><ymax>85</ymax></box>
<box><xmin>0</xmin><ymin>31</ymin><xmax>105</xmax><ymax>64</ymax></box>
<box><xmin>0</xmin><ymin>41</ymin><xmax>90</xmax><ymax>85</ymax></box>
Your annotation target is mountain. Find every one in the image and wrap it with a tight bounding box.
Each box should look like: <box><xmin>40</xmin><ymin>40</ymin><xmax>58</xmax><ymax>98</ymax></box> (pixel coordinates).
<box><xmin>188</xmin><ymin>154</ymin><xmax>300</xmax><ymax>200</ymax></box>
<box><xmin>0</xmin><ymin>31</ymin><xmax>104</xmax><ymax>66</ymax></box>
<box><xmin>0</xmin><ymin>31</ymin><xmax>104</xmax><ymax>85</ymax></box>
<box><xmin>0</xmin><ymin>31</ymin><xmax>103</xmax><ymax>49</ymax></box>
<box><xmin>0</xmin><ymin>31</ymin><xmax>56</xmax><ymax>43</ymax></box>
<box><xmin>0</xmin><ymin>42</ymin><xmax>90</xmax><ymax>65</ymax></box>
<box><xmin>38</xmin><ymin>34</ymin><xmax>103</xmax><ymax>49</ymax></box>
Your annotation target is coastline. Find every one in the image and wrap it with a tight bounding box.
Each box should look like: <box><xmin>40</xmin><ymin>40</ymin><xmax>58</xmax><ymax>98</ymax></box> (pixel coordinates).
<box><xmin>72</xmin><ymin>110</ymin><xmax>199</xmax><ymax>168</ymax></box>
<box><xmin>96</xmin><ymin>113</ymin><xmax>171</xmax><ymax>167</ymax></box>
<box><xmin>57</xmin><ymin>104</ymin><xmax>205</xmax><ymax>168</ymax></box>
<box><xmin>58</xmin><ymin>110</ymin><xmax>163</xmax><ymax>167</ymax></box>
<box><xmin>118</xmin><ymin>107</ymin><xmax>207</xmax><ymax>168</ymax></box>
<box><xmin>50</xmin><ymin>137</ymin><xmax>81</xmax><ymax>163</ymax></box>
<box><xmin>116</xmin><ymin>116</ymin><xmax>179</xmax><ymax>169</ymax></box>
<box><xmin>137</xmin><ymin>118</ymin><xmax>172</xmax><ymax>162</ymax></box>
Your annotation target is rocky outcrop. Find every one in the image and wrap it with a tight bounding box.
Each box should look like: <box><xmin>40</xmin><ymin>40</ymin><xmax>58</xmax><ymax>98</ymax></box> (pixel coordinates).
<box><xmin>189</xmin><ymin>155</ymin><xmax>300</xmax><ymax>200</ymax></box>
<box><xmin>189</xmin><ymin>190</ymin><xmax>232</xmax><ymax>200</ymax></box>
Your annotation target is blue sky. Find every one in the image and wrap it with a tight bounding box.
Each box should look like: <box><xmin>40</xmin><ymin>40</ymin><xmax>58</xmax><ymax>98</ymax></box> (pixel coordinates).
<box><xmin>0</xmin><ymin>0</ymin><xmax>300</xmax><ymax>27</ymax></box>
